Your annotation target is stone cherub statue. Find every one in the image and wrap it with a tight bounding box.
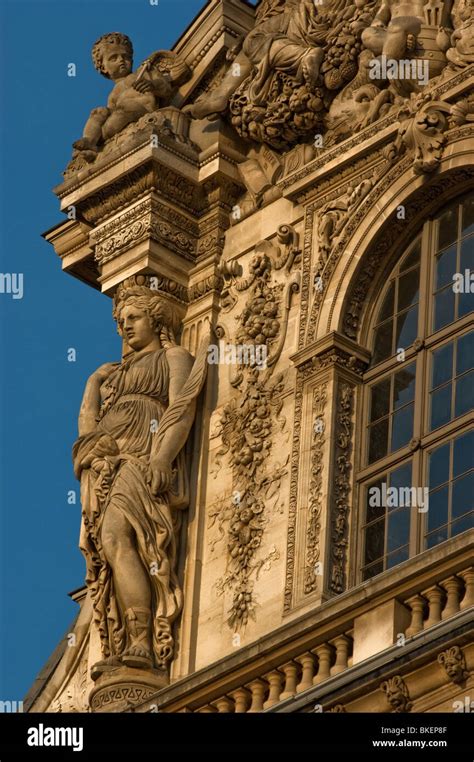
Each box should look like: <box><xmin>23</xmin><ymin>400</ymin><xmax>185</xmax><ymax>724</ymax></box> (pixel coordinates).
<box><xmin>74</xmin><ymin>33</ymin><xmax>190</xmax><ymax>159</ymax></box>
<box><xmin>361</xmin><ymin>0</ymin><xmax>427</xmax><ymax>59</ymax></box>
<box><xmin>73</xmin><ymin>282</ymin><xmax>208</xmax><ymax>679</ymax></box>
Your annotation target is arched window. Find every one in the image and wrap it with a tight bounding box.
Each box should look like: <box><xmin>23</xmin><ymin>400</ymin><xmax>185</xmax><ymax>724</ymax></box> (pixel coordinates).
<box><xmin>358</xmin><ymin>191</ymin><xmax>473</xmax><ymax>582</ymax></box>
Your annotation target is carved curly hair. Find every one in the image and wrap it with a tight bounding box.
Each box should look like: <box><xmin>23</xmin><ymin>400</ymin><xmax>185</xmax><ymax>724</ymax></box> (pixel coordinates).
<box><xmin>92</xmin><ymin>33</ymin><xmax>133</xmax><ymax>79</ymax></box>
<box><xmin>113</xmin><ymin>286</ymin><xmax>178</xmax><ymax>349</ymax></box>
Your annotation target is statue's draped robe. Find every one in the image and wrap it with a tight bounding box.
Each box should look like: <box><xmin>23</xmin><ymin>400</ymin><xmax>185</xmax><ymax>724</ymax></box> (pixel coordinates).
<box><xmin>242</xmin><ymin>1</ymin><xmax>330</xmax><ymax>105</ymax></box>
<box><xmin>73</xmin><ymin>349</ymin><xmax>188</xmax><ymax>667</ymax></box>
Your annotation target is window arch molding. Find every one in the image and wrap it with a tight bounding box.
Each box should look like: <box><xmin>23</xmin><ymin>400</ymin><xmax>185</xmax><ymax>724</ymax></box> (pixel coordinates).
<box><xmin>304</xmin><ymin>142</ymin><xmax>474</xmax><ymax>344</ymax></box>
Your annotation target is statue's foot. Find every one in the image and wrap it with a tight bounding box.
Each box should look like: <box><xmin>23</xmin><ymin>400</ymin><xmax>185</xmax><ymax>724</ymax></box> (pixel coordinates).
<box><xmin>184</xmin><ymin>93</ymin><xmax>229</xmax><ymax>120</ymax></box>
<box><xmin>121</xmin><ymin>646</ymin><xmax>153</xmax><ymax>670</ymax></box>
<box><xmin>406</xmin><ymin>34</ymin><xmax>417</xmax><ymax>53</ymax></box>
<box><xmin>90</xmin><ymin>656</ymin><xmax>121</xmax><ymax>681</ymax></box>
<box><xmin>73</xmin><ymin>138</ymin><xmax>99</xmax><ymax>153</ymax></box>
<box><xmin>302</xmin><ymin>48</ymin><xmax>325</xmax><ymax>90</ymax></box>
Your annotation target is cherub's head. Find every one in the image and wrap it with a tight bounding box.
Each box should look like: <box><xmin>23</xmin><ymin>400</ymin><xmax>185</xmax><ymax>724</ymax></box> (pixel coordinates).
<box><xmin>92</xmin><ymin>33</ymin><xmax>133</xmax><ymax>80</ymax></box>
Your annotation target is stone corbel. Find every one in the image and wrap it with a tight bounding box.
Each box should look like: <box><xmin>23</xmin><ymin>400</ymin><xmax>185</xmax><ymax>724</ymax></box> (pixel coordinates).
<box><xmin>380</xmin><ymin>675</ymin><xmax>412</xmax><ymax>713</ymax></box>
<box><xmin>438</xmin><ymin>645</ymin><xmax>470</xmax><ymax>685</ymax></box>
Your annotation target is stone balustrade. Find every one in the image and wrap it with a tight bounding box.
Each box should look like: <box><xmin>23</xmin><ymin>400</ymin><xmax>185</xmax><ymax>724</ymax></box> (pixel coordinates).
<box><xmin>191</xmin><ymin>565</ymin><xmax>474</xmax><ymax>714</ymax></box>
<box><xmin>404</xmin><ymin>566</ymin><xmax>473</xmax><ymax>638</ymax></box>
<box><xmin>139</xmin><ymin>547</ymin><xmax>473</xmax><ymax>715</ymax></box>
<box><xmin>193</xmin><ymin>633</ymin><xmax>354</xmax><ymax>714</ymax></box>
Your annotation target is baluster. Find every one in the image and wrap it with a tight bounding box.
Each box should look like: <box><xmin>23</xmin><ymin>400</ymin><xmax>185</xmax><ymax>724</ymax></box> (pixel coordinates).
<box><xmin>440</xmin><ymin>576</ymin><xmax>463</xmax><ymax>619</ymax></box>
<box><xmin>247</xmin><ymin>679</ymin><xmax>266</xmax><ymax>712</ymax></box>
<box><xmin>405</xmin><ymin>594</ymin><xmax>426</xmax><ymax>637</ymax></box>
<box><xmin>279</xmin><ymin>662</ymin><xmax>299</xmax><ymax>700</ymax></box>
<box><xmin>330</xmin><ymin>635</ymin><xmax>351</xmax><ymax>675</ymax></box>
<box><xmin>214</xmin><ymin>697</ymin><xmax>233</xmax><ymax>713</ymax></box>
<box><xmin>295</xmin><ymin>652</ymin><xmax>316</xmax><ymax>692</ymax></box>
<box><xmin>197</xmin><ymin>705</ymin><xmax>216</xmax><ymax>713</ymax></box>
<box><xmin>313</xmin><ymin>644</ymin><xmax>333</xmax><ymax>684</ymax></box>
<box><xmin>459</xmin><ymin>568</ymin><xmax>474</xmax><ymax>610</ymax></box>
<box><xmin>229</xmin><ymin>688</ymin><xmax>250</xmax><ymax>714</ymax></box>
<box><xmin>422</xmin><ymin>585</ymin><xmax>445</xmax><ymax>629</ymax></box>
<box><xmin>263</xmin><ymin>670</ymin><xmax>283</xmax><ymax>709</ymax></box>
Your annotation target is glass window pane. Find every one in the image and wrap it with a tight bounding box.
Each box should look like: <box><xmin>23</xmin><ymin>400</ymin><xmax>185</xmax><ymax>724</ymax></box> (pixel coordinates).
<box><xmin>452</xmin><ymin>473</ymin><xmax>474</xmax><ymax>519</ymax></box>
<box><xmin>396</xmin><ymin>306</ymin><xmax>418</xmax><ymax>349</ymax></box>
<box><xmin>455</xmin><ymin>371</ymin><xmax>474</xmax><ymax>418</ymax></box>
<box><xmin>391</xmin><ymin>403</ymin><xmax>414</xmax><ymax>451</ymax></box>
<box><xmin>426</xmin><ymin>527</ymin><xmax>448</xmax><ymax>549</ymax></box>
<box><xmin>427</xmin><ymin>486</ymin><xmax>449</xmax><ymax>531</ymax></box>
<box><xmin>370</xmin><ymin>378</ymin><xmax>391</xmax><ymax>422</ymax></box>
<box><xmin>368</xmin><ymin>418</ymin><xmax>389</xmax><ymax>464</ymax></box>
<box><xmin>366</xmin><ymin>480</ymin><xmax>385</xmax><ymax>523</ymax></box>
<box><xmin>462</xmin><ymin>195</ymin><xmax>474</xmax><ymax>237</ymax></box>
<box><xmin>438</xmin><ymin>204</ymin><xmax>459</xmax><ymax>250</ymax></box>
<box><xmin>387</xmin><ymin>509</ymin><xmax>410</xmax><ymax>553</ymax></box>
<box><xmin>398</xmin><ymin>268</ymin><xmax>420</xmax><ymax>311</ymax></box>
<box><xmin>460</xmin><ymin>235</ymin><xmax>473</xmax><ymax>271</ymax></box>
<box><xmin>457</xmin><ymin>332</ymin><xmax>474</xmax><ymax>376</ymax></box>
<box><xmin>459</xmin><ymin>289</ymin><xmax>474</xmax><ymax>319</ymax></box>
<box><xmin>432</xmin><ymin>343</ymin><xmax>453</xmax><ymax>389</ymax></box>
<box><xmin>365</xmin><ymin>521</ymin><xmax>384</xmax><ymax>564</ymax></box>
<box><xmin>435</xmin><ymin>245</ymin><xmax>457</xmax><ymax>289</ymax></box>
<box><xmin>386</xmin><ymin>546</ymin><xmax>409</xmax><ymax>570</ymax></box>
<box><xmin>389</xmin><ymin>462</ymin><xmax>413</xmax><ymax>492</ymax></box>
<box><xmin>373</xmin><ymin>321</ymin><xmax>393</xmax><ymax>365</ymax></box>
<box><xmin>378</xmin><ymin>282</ymin><xmax>395</xmax><ymax>323</ymax></box>
<box><xmin>430</xmin><ymin>384</ymin><xmax>452</xmax><ymax>430</ymax></box>
<box><xmin>434</xmin><ymin>287</ymin><xmax>455</xmax><ymax>331</ymax></box>
<box><xmin>454</xmin><ymin>431</ymin><xmax>474</xmax><ymax>477</ymax></box>
<box><xmin>429</xmin><ymin>443</ymin><xmax>450</xmax><ymax>489</ymax></box>
<box><xmin>400</xmin><ymin>243</ymin><xmax>421</xmax><ymax>272</ymax></box>
<box><xmin>363</xmin><ymin>561</ymin><xmax>384</xmax><ymax>581</ymax></box>
<box><xmin>451</xmin><ymin>513</ymin><xmax>473</xmax><ymax>537</ymax></box>
<box><xmin>394</xmin><ymin>364</ymin><xmax>416</xmax><ymax>409</ymax></box>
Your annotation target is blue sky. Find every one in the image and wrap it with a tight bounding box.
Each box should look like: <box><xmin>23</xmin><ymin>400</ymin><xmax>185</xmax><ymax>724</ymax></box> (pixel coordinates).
<box><xmin>0</xmin><ymin>0</ymin><xmax>255</xmax><ymax>703</ymax></box>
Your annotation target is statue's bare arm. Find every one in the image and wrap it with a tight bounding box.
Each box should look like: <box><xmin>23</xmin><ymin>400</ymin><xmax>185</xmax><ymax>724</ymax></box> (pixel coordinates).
<box><xmin>78</xmin><ymin>363</ymin><xmax>119</xmax><ymax>436</ymax></box>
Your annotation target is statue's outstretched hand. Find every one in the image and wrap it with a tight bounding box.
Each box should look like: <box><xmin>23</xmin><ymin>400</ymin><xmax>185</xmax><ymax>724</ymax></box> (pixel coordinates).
<box><xmin>147</xmin><ymin>456</ymin><xmax>173</xmax><ymax>495</ymax></box>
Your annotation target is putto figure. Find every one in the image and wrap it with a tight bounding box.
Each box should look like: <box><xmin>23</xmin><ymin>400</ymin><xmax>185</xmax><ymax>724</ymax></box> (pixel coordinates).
<box><xmin>361</xmin><ymin>0</ymin><xmax>427</xmax><ymax>59</ymax></box>
<box><xmin>74</xmin><ymin>33</ymin><xmax>190</xmax><ymax>157</ymax></box>
<box><xmin>73</xmin><ymin>282</ymin><xmax>208</xmax><ymax>680</ymax></box>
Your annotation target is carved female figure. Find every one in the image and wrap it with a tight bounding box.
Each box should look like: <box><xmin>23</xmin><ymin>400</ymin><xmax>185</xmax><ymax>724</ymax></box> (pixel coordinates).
<box><xmin>73</xmin><ymin>283</ymin><xmax>207</xmax><ymax>680</ymax></box>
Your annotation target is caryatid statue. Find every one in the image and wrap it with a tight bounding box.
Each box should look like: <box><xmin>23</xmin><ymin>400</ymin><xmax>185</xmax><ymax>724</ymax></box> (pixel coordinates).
<box><xmin>73</xmin><ymin>283</ymin><xmax>208</xmax><ymax>680</ymax></box>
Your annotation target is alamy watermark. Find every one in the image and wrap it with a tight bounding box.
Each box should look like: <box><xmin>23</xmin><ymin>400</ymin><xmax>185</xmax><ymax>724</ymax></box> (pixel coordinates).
<box><xmin>0</xmin><ymin>700</ymin><xmax>23</xmax><ymax>713</ymax></box>
<box><xmin>0</xmin><ymin>273</ymin><xmax>23</xmax><ymax>299</ymax></box>
<box><xmin>369</xmin><ymin>55</ymin><xmax>429</xmax><ymax>87</ymax></box>
<box><xmin>368</xmin><ymin>483</ymin><xmax>429</xmax><ymax>513</ymax></box>
<box><xmin>207</xmin><ymin>340</ymin><xmax>267</xmax><ymax>369</ymax></box>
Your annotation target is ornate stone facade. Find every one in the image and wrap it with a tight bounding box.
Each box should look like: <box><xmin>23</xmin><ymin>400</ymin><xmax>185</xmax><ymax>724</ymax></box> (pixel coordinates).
<box><xmin>28</xmin><ymin>0</ymin><xmax>473</xmax><ymax>715</ymax></box>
